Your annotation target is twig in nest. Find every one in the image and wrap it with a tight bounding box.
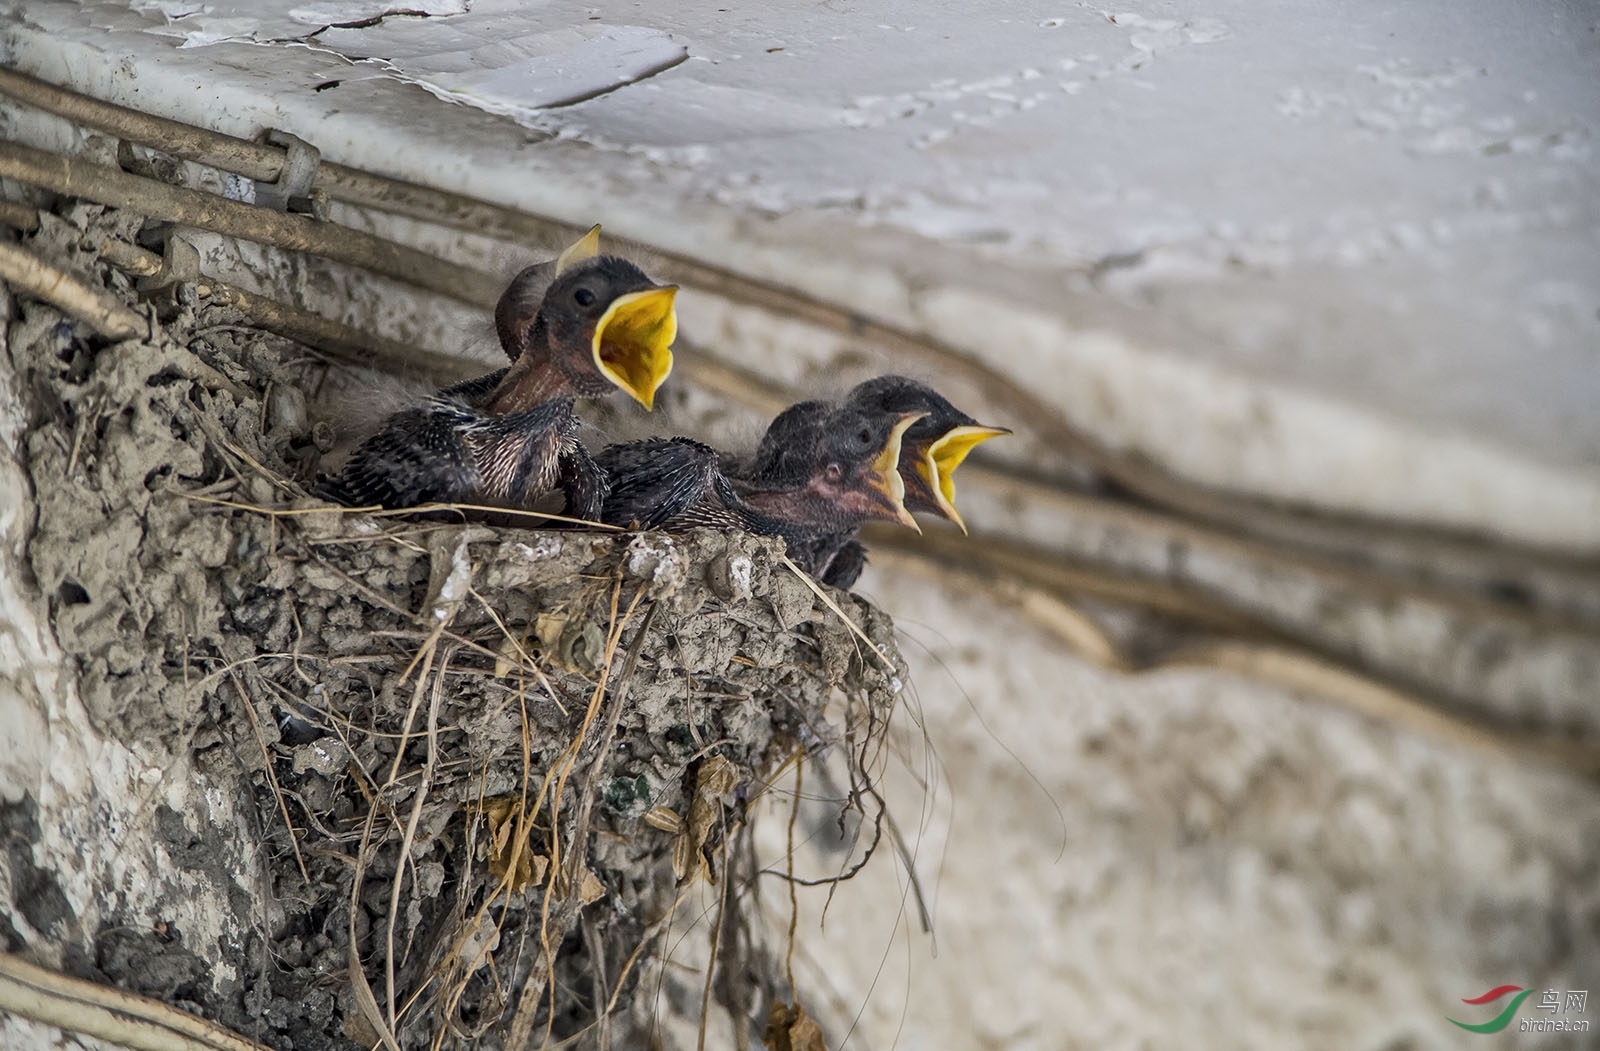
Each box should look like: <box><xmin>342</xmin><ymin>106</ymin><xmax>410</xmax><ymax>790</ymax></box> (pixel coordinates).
<box><xmin>697</xmin><ymin>834</ymin><xmax>736</xmax><ymax>1051</ymax></box>
<box><xmin>785</xmin><ymin>756</ymin><xmax>803</xmax><ymax>1000</ymax></box>
<box><xmin>582</xmin><ymin>913</ymin><xmax>612</xmax><ymax>1051</ymax></box>
<box><xmin>385</xmin><ymin>643</ymin><xmax>452</xmax><ymax>1033</ymax></box>
<box><xmin>565</xmin><ymin>602</ymin><xmax>658</xmax><ymax>885</ymax></box>
<box><xmin>190</xmin><ymin>414</ymin><xmax>299</xmax><ymax>498</ymax></box>
<box><xmin>762</xmin><ymin>802</ymin><xmax>886</xmax><ymax>894</ymax></box>
<box><xmin>175</xmin><ymin>488</ymin><xmax>620</xmax><ymax>531</ymax></box>
<box><xmin>0</xmin><ymin>951</ymin><xmax>272</xmax><ymax>1051</ymax></box>
<box><xmin>777</xmin><ymin>554</ymin><xmax>897</xmax><ymax>675</ymax></box>
<box><xmin>347</xmin><ymin>781</ymin><xmax>405</xmax><ymax>1051</ymax></box>
<box><xmin>381</xmin><ymin>631</ymin><xmax>439</xmax><ymax>1024</ymax></box>
<box><xmin>602</xmin><ymin>884</ymin><xmax>695</xmax><ymax>1018</ymax></box>
<box><xmin>881</xmin><ymin>806</ymin><xmax>934</xmax><ymax>936</ymax></box>
<box><xmin>343</xmin><ymin>586</ymin><xmax>454</xmax><ymax>1051</ymax></box>
<box><xmin>507</xmin><ymin>575</ymin><xmax>646</xmax><ymax>1050</ymax></box>
<box><xmin>441</xmin><ymin>687</ymin><xmax>571</xmax><ymax>1033</ymax></box>
<box><xmin>228</xmin><ymin>673</ymin><xmax>310</xmax><ymax>884</ymax></box>
<box><xmin>471</xmin><ymin>587</ymin><xmax>569</xmax><ymax>715</ymax></box>
<box><xmin>0</xmin><ymin>238</ymin><xmax>147</xmax><ymax>340</ymax></box>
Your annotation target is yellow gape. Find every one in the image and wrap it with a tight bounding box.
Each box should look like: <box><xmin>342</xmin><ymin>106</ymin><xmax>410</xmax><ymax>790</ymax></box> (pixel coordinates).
<box><xmin>592</xmin><ymin>285</ymin><xmax>678</xmax><ymax>410</ymax></box>
<box><xmin>868</xmin><ymin>411</ymin><xmax>927</xmax><ymax>531</ymax></box>
<box><xmin>918</xmin><ymin>425</ymin><xmax>1009</xmax><ymax>533</ymax></box>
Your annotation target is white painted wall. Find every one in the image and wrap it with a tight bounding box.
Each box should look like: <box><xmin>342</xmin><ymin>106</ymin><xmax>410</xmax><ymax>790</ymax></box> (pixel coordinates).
<box><xmin>6</xmin><ymin>0</ymin><xmax>1599</xmax><ymax>545</ymax></box>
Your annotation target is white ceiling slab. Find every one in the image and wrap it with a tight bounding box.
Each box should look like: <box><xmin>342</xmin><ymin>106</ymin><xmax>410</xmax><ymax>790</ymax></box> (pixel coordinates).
<box><xmin>4</xmin><ymin>0</ymin><xmax>1598</xmax><ymax>548</ymax></box>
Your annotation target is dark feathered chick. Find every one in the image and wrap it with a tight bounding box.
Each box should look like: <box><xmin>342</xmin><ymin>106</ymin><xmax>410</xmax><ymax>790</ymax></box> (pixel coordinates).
<box><xmin>754</xmin><ymin>377</ymin><xmax>1007</xmax><ymax>588</ymax></box>
<box><xmin>738</xmin><ymin>401</ymin><xmax>922</xmax><ymax>533</ymax></box>
<box><xmin>327</xmin><ymin>238</ymin><xmax>677</xmax><ymax>517</ymax></box>
<box><xmin>483</xmin><ymin>241</ymin><xmax>677</xmax><ymax>413</ymax></box>
<box><xmin>842</xmin><ymin>375</ymin><xmax>1008</xmax><ymax>534</ymax></box>
<box><xmin>594</xmin><ymin>403</ymin><xmax>923</xmax><ymax>580</ymax></box>
<box><xmin>323</xmin><ymin>387</ymin><xmax>601</xmax><ymax>516</ymax></box>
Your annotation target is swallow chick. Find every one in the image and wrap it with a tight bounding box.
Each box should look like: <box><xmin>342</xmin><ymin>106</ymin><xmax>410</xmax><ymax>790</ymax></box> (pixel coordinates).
<box><xmin>594</xmin><ymin>403</ymin><xmax>923</xmax><ymax>580</ymax></box>
<box><xmin>806</xmin><ymin>376</ymin><xmax>1009</xmax><ymax>587</ymax></box>
<box><xmin>842</xmin><ymin>375</ymin><xmax>1009</xmax><ymax>534</ymax></box>
<box><xmin>483</xmin><ymin>226</ymin><xmax>677</xmax><ymax>415</ymax></box>
<box><xmin>493</xmin><ymin>224</ymin><xmax>600</xmax><ymax>364</ymax></box>
<box><xmin>737</xmin><ymin>401</ymin><xmax>922</xmax><ymax>534</ymax></box>
<box><xmin>327</xmin><ymin>240</ymin><xmax>678</xmax><ymax>519</ymax></box>
<box><xmin>738</xmin><ymin>399</ymin><xmax>924</xmax><ymax>585</ymax></box>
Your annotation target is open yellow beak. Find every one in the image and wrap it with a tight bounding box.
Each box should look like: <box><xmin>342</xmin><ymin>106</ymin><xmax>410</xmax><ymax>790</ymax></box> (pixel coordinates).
<box><xmin>867</xmin><ymin>412</ymin><xmax>926</xmax><ymax>532</ymax></box>
<box><xmin>592</xmin><ymin>285</ymin><xmax>678</xmax><ymax>410</ymax></box>
<box><xmin>555</xmin><ymin>224</ymin><xmax>602</xmax><ymax>274</ymax></box>
<box><xmin>916</xmin><ymin>425</ymin><xmax>1010</xmax><ymax>534</ymax></box>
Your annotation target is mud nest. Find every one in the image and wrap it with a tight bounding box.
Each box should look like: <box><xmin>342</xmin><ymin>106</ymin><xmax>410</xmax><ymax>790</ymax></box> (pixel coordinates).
<box><xmin>6</xmin><ymin>203</ymin><xmax>905</xmax><ymax>1049</ymax></box>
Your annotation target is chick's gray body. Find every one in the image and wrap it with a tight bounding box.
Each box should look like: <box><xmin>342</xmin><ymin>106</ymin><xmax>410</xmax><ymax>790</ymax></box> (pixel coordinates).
<box><xmin>325</xmin><ymin>254</ymin><xmax>670</xmax><ymax>518</ymax></box>
<box><xmin>327</xmin><ymin>372</ymin><xmax>605</xmax><ymax>518</ymax></box>
<box><xmin>596</xmin><ymin>437</ymin><xmax>850</xmax><ymax>575</ymax></box>
<box><xmin>596</xmin><ymin>401</ymin><xmax>908</xmax><ymax>583</ymax></box>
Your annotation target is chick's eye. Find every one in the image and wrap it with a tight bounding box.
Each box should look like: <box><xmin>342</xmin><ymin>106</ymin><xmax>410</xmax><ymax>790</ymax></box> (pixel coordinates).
<box><xmin>857</xmin><ymin>427</ymin><xmax>872</xmax><ymax>447</ymax></box>
<box><xmin>574</xmin><ymin>287</ymin><xmax>597</xmax><ymax>307</ymax></box>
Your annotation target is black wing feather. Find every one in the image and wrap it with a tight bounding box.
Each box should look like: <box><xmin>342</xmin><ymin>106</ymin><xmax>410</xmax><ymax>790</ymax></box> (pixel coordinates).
<box><xmin>596</xmin><ymin>438</ymin><xmax>724</xmax><ymax>530</ymax></box>
<box><xmin>326</xmin><ymin>401</ymin><xmax>481</xmax><ymax>508</ymax></box>
<box><xmin>328</xmin><ymin>392</ymin><xmax>578</xmax><ymax>511</ymax></box>
<box><xmin>818</xmin><ymin>537</ymin><xmax>867</xmax><ymax>588</ymax></box>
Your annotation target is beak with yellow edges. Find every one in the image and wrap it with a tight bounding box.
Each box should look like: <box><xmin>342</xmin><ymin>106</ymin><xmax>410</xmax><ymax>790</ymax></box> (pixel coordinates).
<box><xmin>839</xmin><ymin>374</ymin><xmax>1011</xmax><ymax>533</ymax></box>
<box><xmin>555</xmin><ymin>224</ymin><xmax>603</xmax><ymax>274</ymax></box>
<box><xmin>857</xmin><ymin>411</ymin><xmax>925</xmax><ymax>532</ymax></box>
<box><xmin>908</xmin><ymin>424</ymin><xmax>1011</xmax><ymax>533</ymax></box>
<box><xmin>534</xmin><ymin>238</ymin><xmax>680</xmax><ymax>409</ymax></box>
<box><xmin>591</xmin><ymin>284</ymin><xmax>678</xmax><ymax>410</ymax></box>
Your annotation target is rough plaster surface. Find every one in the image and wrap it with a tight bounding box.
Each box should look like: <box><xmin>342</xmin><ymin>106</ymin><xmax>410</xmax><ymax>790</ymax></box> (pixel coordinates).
<box><xmin>1</xmin><ymin>0</ymin><xmax>1598</xmax><ymax>546</ymax></box>
<box><xmin>772</xmin><ymin>567</ymin><xmax>1600</xmax><ymax>1050</ymax></box>
<box><xmin>0</xmin><ymin>284</ymin><xmax>266</xmax><ymax>1034</ymax></box>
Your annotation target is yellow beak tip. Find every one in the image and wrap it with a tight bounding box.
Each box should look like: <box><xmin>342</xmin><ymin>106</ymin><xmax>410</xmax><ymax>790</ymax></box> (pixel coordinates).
<box><xmin>555</xmin><ymin>225</ymin><xmax>603</xmax><ymax>275</ymax></box>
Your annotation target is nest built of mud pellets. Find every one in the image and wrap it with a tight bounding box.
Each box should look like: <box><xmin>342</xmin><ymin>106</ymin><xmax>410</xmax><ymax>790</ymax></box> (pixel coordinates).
<box><xmin>5</xmin><ymin>201</ymin><xmax>905</xmax><ymax>1050</ymax></box>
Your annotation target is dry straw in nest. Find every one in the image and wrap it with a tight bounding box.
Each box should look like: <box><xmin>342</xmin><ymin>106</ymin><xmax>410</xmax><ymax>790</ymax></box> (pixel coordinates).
<box><xmin>5</xmin><ymin>201</ymin><xmax>905</xmax><ymax>1050</ymax></box>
